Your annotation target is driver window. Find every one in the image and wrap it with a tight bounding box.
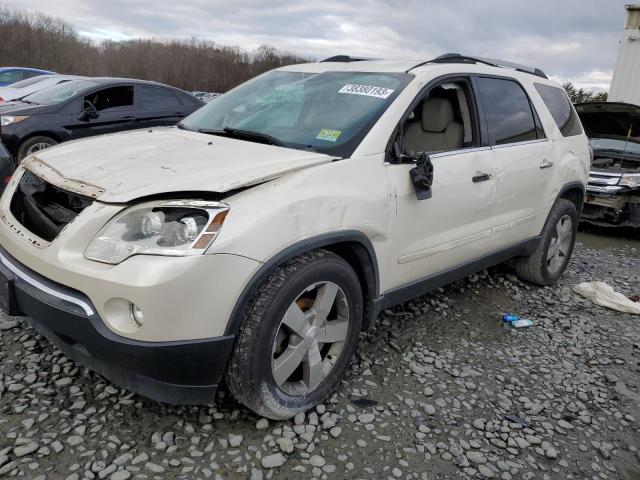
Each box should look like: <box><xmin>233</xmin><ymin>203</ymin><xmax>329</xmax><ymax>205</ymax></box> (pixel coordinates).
<box><xmin>84</xmin><ymin>86</ymin><xmax>134</xmax><ymax>112</ymax></box>
<box><xmin>402</xmin><ymin>80</ymin><xmax>477</xmax><ymax>154</ymax></box>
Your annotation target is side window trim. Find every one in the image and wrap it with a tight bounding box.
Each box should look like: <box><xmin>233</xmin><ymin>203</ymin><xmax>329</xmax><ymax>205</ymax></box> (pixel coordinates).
<box><xmin>385</xmin><ymin>74</ymin><xmax>485</xmax><ymax>163</ymax></box>
<box><xmin>473</xmin><ymin>74</ymin><xmax>548</xmax><ymax>147</ymax></box>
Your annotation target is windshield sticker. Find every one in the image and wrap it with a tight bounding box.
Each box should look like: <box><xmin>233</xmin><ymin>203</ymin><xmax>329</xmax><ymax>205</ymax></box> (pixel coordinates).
<box><xmin>316</xmin><ymin>129</ymin><xmax>342</xmax><ymax>142</ymax></box>
<box><xmin>339</xmin><ymin>84</ymin><xmax>394</xmax><ymax>99</ymax></box>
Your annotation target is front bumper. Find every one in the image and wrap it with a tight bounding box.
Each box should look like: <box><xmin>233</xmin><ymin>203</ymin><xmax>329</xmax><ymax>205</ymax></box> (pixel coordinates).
<box><xmin>582</xmin><ymin>193</ymin><xmax>640</xmax><ymax>228</ymax></box>
<box><xmin>0</xmin><ymin>247</ymin><xmax>235</xmax><ymax>405</ymax></box>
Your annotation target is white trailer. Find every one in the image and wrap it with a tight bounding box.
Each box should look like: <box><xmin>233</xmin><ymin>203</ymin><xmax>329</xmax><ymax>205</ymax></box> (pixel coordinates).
<box><xmin>609</xmin><ymin>4</ymin><xmax>640</xmax><ymax>105</ymax></box>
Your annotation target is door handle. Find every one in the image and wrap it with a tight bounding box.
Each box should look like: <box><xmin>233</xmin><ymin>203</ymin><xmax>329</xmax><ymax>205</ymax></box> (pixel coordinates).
<box><xmin>540</xmin><ymin>159</ymin><xmax>554</xmax><ymax>169</ymax></box>
<box><xmin>472</xmin><ymin>172</ymin><xmax>492</xmax><ymax>183</ymax></box>
<box><xmin>120</xmin><ymin>116</ymin><xmax>135</xmax><ymax>122</ymax></box>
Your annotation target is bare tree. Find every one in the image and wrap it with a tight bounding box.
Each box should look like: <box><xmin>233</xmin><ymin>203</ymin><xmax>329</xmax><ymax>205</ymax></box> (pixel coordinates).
<box><xmin>0</xmin><ymin>7</ymin><xmax>311</xmax><ymax>92</ymax></box>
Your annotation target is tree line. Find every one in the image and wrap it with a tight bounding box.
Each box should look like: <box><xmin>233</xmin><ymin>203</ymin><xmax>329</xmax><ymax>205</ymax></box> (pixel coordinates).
<box><xmin>0</xmin><ymin>7</ymin><xmax>311</xmax><ymax>93</ymax></box>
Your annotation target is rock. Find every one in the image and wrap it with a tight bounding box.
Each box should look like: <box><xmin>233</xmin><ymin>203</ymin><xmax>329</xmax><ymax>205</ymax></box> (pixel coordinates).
<box><xmin>309</xmin><ymin>455</ymin><xmax>325</xmax><ymax>467</ymax></box>
<box><xmin>276</xmin><ymin>437</ymin><xmax>294</xmax><ymax>453</ymax></box>
<box><xmin>358</xmin><ymin>413</ymin><xmax>375</xmax><ymax>424</ymax></box>
<box><xmin>13</xmin><ymin>442</ymin><xmax>38</xmax><ymax>457</ymax></box>
<box><xmin>466</xmin><ymin>451</ymin><xmax>487</xmax><ymax>465</ymax></box>
<box><xmin>110</xmin><ymin>471</ymin><xmax>131</xmax><ymax>480</ymax></box>
<box><xmin>262</xmin><ymin>453</ymin><xmax>287</xmax><ymax>469</ymax></box>
<box><xmin>424</xmin><ymin>404</ymin><xmax>436</xmax><ymax>415</ymax></box>
<box><xmin>228</xmin><ymin>434</ymin><xmax>243</xmax><ymax>447</ymax></box>
<box><xmin>546</xmin><ymin>446</ymin><xmax>558</xmax><ymax>459</ymax></box>
<box><xmin>329</xmin><ymin>427</ymin><xmax>342</xmax><ymax>438</ymax></box>
<box><xmin>144</xmin><ymin>462</ymin><xmax>165</xmax><ymax>473</ymax></box>
<box><xmin>256</xmin><ymin>418</ymin><xmax>269</xmax><ymax>430</ymax></box>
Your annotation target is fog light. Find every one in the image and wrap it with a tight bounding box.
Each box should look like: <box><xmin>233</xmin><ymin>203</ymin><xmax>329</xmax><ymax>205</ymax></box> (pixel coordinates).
<box><xmin>130</xmin><ymin>303</ymin><xmax>144</xmax><ymax>327</ymax></box>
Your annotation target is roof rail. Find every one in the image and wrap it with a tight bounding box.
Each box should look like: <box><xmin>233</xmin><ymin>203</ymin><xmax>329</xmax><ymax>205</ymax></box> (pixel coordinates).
<box><xmin>411</xmin><ymin>53</ymin><xmax>548</xmax><ymax>79</ymax></box>
<box><xmin>320</xmin><ymin>55</ymin><xmax>374</xmax><ymax>63</ymax></box>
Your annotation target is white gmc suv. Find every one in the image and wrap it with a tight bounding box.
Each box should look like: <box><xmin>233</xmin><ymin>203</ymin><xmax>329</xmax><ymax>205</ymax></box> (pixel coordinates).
<box><xmin>0</xmin><ymin>54</ymin><xmax>590</xmax><ymax>419</ymax></box>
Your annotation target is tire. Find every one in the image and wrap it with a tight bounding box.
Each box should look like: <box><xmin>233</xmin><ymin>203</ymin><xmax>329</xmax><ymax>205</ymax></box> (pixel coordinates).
<box><xmin>17</xmin><ymin>136</ymin><xmax>58</xmax><ymax>161</ymax></box>
<box><xmin>226</xmin><ymin>249</ymin><xmax>363</xmax><ymax>420</ymax></box>
<box><xmin>515</xmin><ymin>198</ymin><xmax>578</xmax><ymax>286</ymax></box>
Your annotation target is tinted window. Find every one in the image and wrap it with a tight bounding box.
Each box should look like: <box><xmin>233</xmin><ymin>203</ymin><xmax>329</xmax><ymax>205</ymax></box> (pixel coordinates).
<box><xmin>140</xmin><ymin>86</ymin><xmax>182</xmax><ymax>109</ymax></box>
<box><xmin>477</xmin><ymin>77</ymin><xmax>538</xmax><ymax>145</ymax></box>
<box><xmin>85</xmin><ymin>86</ymin><xmax>134</xmax><ymax>111</ymax></box>
<box><xmin>22</xmin><ymin>71</ymin><xmax>40</xmax><ymax>80</ymax></box>
<box><xmin>0</xmin><ymin>70</ymin><xmax>23</xmax><ymax>83</ymax></box>
<box><xmin>535</xmin><ymin>83</ymin><xmax>583</xmax><ymax>137</ymax></box>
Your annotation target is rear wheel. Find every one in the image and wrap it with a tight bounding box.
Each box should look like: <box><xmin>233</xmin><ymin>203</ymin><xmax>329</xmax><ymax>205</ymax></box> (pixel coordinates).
<box><xmin>515</xmin><ymin>198</ymin><xmax>578</xmax><ymax>285</ymax></box>
<box><xmin>226</xmin><ymin>249</ymin><xmax>363</xmax><ymax>419</ymax></box>
<box><xmin>17</xmin><ymin>136</ymin><xmax>57</xmax><ymax>161</ymax></box>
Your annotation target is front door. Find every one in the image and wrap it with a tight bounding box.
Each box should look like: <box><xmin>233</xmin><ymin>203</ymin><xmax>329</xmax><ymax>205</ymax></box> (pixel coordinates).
<box><xmin>70</xmin><ymin>85</ymin><xmax>138</xmax><ymax>140</ymax></box>
<box><xmin>384</xmin><ymin>77</ymin><xmax>498</xmax><ymax>290</ymax></box>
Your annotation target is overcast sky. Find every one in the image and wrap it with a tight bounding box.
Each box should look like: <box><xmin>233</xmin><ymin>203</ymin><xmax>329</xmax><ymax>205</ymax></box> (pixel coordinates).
<box><xmin>6</xmin><ymin>0</ymin><xmax>632</xmax><ymax>91</ymax></box>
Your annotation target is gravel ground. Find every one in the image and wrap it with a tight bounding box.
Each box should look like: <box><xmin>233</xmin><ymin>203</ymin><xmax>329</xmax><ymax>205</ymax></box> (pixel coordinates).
<box><xmin>0</xmin><ymin>237</ymin><xmax>639</xmax><ymax>480</ymax></box>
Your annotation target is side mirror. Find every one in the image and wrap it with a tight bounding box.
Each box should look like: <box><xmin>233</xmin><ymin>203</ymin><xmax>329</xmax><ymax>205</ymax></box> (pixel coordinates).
<box><xmin>409</xmin><ymin>153</ymin><xmax>434</xmax><ymax>200</ymax></box>
<box><xmin>393</xmin><ymin>142</ymin><xmax>434</xmax><ymax>200</ymax></box>
<box><xmin>78</xmin><ymin>101</ymin><xmax>99</xmax><ymax>121</ymax></box>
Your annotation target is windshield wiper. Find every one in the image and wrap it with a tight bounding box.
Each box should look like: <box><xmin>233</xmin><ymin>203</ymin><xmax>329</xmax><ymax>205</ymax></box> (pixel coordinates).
<box><xmin>18</xmin><ymin>99</ymin><xmax>39</xmax><ymax>105</ymax></box>
<box><xmin>176</xmin><ymin>122</ymin><xmax>190</xmax><ymax>131</ymax></box>
<box><xmin>198</xmin><ymin>127</ymin><xmax>285</xmax><ymax>147</ymax></box>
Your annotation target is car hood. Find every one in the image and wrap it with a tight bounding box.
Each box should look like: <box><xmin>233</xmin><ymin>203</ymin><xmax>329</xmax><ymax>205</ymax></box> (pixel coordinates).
<box><xmin>0</xmin><ymin>101</ymin><xmax>49</xmax><ymax>115</ymax></box>
<box><xmin>0</xmin><ymin>87</ymin><xmax>21</xmax><ymax>101</ymax></box>
<box><xmin>23</xmin><ymin>128</ymin><xmax>335</xmax><ymax>203</ymax></box>
<box><xmin>575</xmin><ymin>102</ymin><xmax>640</xmax><ymax>153</ymax></box>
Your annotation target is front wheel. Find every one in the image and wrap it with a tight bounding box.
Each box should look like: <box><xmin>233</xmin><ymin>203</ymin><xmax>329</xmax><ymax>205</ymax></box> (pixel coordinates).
<box><xmin>17</xmin><ymin>136</ymin><xmax>58</xmax><ymax>161</ymax></box>
<box><xmin>515</xmin><ymin>198</ymin><xmax>578</xmax><ymax>286</ymax></box>
<box><xmin>226</xmin><ymin>249</ymin><xmax>363</xmax><ymax>420</ymax></box>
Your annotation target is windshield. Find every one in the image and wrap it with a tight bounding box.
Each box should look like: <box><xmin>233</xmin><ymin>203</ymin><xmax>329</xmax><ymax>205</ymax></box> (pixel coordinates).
<box><xmin>23</xmin><ymin>79</ymin><xmax>98</xmax><ymax>105</ymax></box>
<box><xmin>7</xmin><ymin>76</ymin><xmax>50</xmax><ymax>89</ymax></box>
<box><xmin>181</xmin><ymin>70</ymin><xmax>411</xmax><ymax>157</ymax></box>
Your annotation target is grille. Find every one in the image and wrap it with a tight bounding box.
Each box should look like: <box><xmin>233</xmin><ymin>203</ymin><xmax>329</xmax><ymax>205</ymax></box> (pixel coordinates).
<box><xmin>9</xmin><ymin>170</ymin><xmax>93</xmax><ymax>242</ymax></box>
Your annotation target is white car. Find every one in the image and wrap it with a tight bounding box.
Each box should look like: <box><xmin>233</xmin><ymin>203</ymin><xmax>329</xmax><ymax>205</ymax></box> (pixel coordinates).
<box><xmin>0</xmin><ymin>54</ymin><xmax>589</xmax><ymax>419</ymax></box>
<box><xmin>0</xmin><ymin>75</ymin><xmax>84</xmax><ymax>102</ymax></box>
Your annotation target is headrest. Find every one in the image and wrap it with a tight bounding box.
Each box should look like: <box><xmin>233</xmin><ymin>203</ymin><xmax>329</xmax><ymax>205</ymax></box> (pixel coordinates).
<box><xmin>421</xmin><ymin>98</ymin><xmax>455</xmax><ymax>132</ymax></box>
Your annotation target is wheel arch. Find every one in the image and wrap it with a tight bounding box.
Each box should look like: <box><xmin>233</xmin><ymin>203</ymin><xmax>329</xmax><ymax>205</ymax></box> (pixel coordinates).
<box><xmin>224</xmin><ymin>230</ymin><xmax>380</xmax><ymax>336</ymax></box>
<box><xmin>557</xmin><ymin>181</ymin><xmax>586</xmax><ymax>215</ymax></box>
<box><xmin>17</xmin><ymin>132</ymin><xmax>61</xmax><ymax>158</ymax></box>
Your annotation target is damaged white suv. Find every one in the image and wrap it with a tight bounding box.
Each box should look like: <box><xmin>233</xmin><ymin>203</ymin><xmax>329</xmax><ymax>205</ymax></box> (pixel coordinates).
<box><xmin>0</xmin><ymin>54</ymin><xmax>589</xmax><ymax>419</ymax></box>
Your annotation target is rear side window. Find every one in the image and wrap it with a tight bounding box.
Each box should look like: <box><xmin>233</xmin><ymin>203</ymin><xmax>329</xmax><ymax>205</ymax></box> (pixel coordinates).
<box><xmin>477</xmin><ymin>77</ymin><xmax>540</xmax><ymax>145</ymax></box>
<box><xmin>534</xmin><ymin>83</ymin><xmax>583</xmax><ymax>137</ymax></box>
<box><xmin>140</xmin><ymin>86</ymin><xmax>183</xmax><ymax>109</ymax></box>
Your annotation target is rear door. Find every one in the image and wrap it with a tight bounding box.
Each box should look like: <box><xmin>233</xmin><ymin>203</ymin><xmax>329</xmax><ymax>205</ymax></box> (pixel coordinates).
<box><xmin>475</xmin><ymin>76</ymin><xmax>554</xmax><ymax>247</ymax></box>
<box><xmin>137</xmin><ymin>85</ymin><xmax>189</xmax><ymax>128</ymax></box>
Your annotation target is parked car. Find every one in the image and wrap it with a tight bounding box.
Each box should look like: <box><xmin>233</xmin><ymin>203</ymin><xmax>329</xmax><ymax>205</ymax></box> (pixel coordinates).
<box><xmin>0</xmin><ymin>75</ymin><xmax>85</xmax><ymax>102</ymax></box>
<box><xmin>191</xmin><ymin>91</ymin><xmax>220</xmax><ymax>102</ymax></box>
<box><xmin>575</xmin><ymin>102</ymin><xmax>640</xmax><ymax>228</ymax></box>
<box><xmin>0</xmin><ymin>77</ymin><xmax>205</xmax><ymax>167</ymax></box>
<box><xmin>0</xmin><ymin>54</ymin><xmax>589</xmax><ymax>419</ymax></box>
<box><xmin>0</xmin><ymin>67</ymin><xmax>55</xmax><ymax>86</ymax></box>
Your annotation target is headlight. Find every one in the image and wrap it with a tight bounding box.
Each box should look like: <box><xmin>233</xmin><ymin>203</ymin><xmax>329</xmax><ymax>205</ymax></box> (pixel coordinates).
<box><xmin>85</xmin><ymin>200</ymin><xmax>229</xmax><ymax>264</ymax></box>
<box><xmin>619</xmin><ymin>173</ymin><xmax>640</xmax><ymax>188</ymax></box>
<box><xmin>0</xmin><ymin>115</ymin><xmax>29</xmax><ymax>127</ymax></box>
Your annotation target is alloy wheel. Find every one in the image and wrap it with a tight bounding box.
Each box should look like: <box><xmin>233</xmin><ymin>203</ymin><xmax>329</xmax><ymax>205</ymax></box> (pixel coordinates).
<box><xmin>547</xmin><ymin>214</ymin><xmax>572</xmax><ymax>274</ymax></box>
<box><xmin>26</xmin><ymin>142</ymin><xmax>53</xmax><ymax>155</ymax></box>
<box><xmin>271</xmin><ymin>281</ymin><xmax>350</xmax><ymax>396</ymax></box>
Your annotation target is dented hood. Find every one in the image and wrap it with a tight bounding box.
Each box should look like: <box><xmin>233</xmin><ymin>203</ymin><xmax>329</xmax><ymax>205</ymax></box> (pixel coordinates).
<box><xmin>23</xmin><ymin>128</ymin><xmax>334</xmax><ymax>203</ymax></box>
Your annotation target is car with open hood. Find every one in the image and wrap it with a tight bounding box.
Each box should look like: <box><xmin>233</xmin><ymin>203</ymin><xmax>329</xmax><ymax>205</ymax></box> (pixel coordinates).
<box><xmin>0</xmin><ymin>54</ymin><xmax>589</xmax><ymax>419</ymax></box>
<box><xmin>575</xmin><ymin>102</ymin><xmax>640</xmax><ymax>228</ymax></box>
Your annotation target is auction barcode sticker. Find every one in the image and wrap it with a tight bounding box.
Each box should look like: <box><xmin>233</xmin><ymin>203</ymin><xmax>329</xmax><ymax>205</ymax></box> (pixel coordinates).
<box><xmin>338</xmin><ymin>84</ymin><xmax>394</xmax><ymax>99</ymax></box>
